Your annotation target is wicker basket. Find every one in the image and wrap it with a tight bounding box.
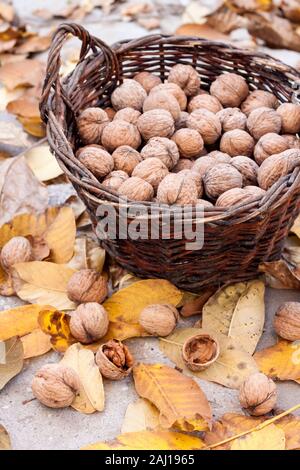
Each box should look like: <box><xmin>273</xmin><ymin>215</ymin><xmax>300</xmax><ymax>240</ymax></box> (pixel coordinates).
<box><xmin>41</xmin><ymin>23</ymin><xmax>300</xmax><ymax>292</ymax></box>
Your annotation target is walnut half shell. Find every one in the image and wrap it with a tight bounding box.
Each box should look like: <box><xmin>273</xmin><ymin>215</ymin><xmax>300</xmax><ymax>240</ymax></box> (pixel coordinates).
<box><xmin>182</xmin><ymin>334</ymin><xmax>220</xmax><ymax>371</ymax></box>
<box><xmin>95</xmin><ymin>339</ymin><xmax>134</xmax><ymax>380</ymax></box>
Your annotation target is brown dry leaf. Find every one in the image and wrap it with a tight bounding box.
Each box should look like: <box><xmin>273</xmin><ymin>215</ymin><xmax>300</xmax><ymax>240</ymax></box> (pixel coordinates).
<box><xmin>61</xmin><ymin>343</ymin><xmax>105</xmax><ymax>414</ymax></box>
<box><xmin>202</xmin><ymin>280</ymin><xmax>265</xmax><ymax>354</ymax></box>
<box><xmin>160</xmin><ymin>328</ymin><xmax>258</xmax><ymax>389</ymax></box>
<box><xmin>176</xmin><ymin>23</ymin><xmax>231</xmax><ymax>41</ymax></box>
<box><xmin>0</xmin><ymin>156</ymin><xmax>48</xmax><ymax>226</ymax></box>
<box><xmin>0</xmin><ymin>53</ymin><xmax>27</xmax><ymax>64</ymax></box>
<box><xmin>121</xmin><ymin>398</ymin><xmax>160</xmax><ymax>434</ymax></box>
<box><xmin>24</xmin><ymin>144</ymin><xmax>63</xmax><ymax>182</ymax></box>
<box><xmin>18</xmin><ymin>115</ymin><xmax>45</xmax><ymax>138</ymax></box>
<box><xmin>44</xmin><ymin>207</ymin><xmax>76</xmax><ymax>264</ymax></box>
<box><xmin>133</xmin><ymin>363</ymin><xmax>212</xmax><ymax>432</ymax></box>
<box><xmin>21</xmin><ymin>329</ymin><xmax>51</xmax><ymax>359</ymax></box>
<box><xmin>7</xmin><ymin>96</ymin><xmax>40</xmax><ymax>118</ymax></box>
<box><xmin>83</xmin><ymin>430</ymin><xmax>205</xmax><ymax>450</ymax></box>
<box><xmin>0</xmin><ymin>424</ymin><xmax>11</xmax><ymax>450</ymax></box>
<box><xmin>12</xmin><ymin>261</ymin><xmax>76</xmax><ymax>310</ymax></box>
<box><xmin>254</xmin><ymin>339</ymin><xmax>300</xmax><ymax>383</ymax></box>
<box><xmin>0</xmin><ymin>59</ymin><xmax>45</xmax><ymax>90</ymax></box>
<box><xmin>181</xmin><ymin>287</ymin><xmax>216</xmax><ymax>318</ymax></box>
<box><xmin>259</xmin><ymin>260</ymin><xmax>300</xmax><ymax>289</ymax></box>
<box><xmin>283</xmin><ymin>236</ymin><xmax>300</xmax><ymax>266</ymax></box>
<box><xmin>0</xmin><ymin>337</ymin><xmax>23</xmax><ymax>390</ymax></box>
<box><xmin>38</xmin><ymin>309</ymin><xmax>75</xmax><ymax>353</ymax></box>
<box><xmin>0</xmin><ymin>304</ymin><xmax>56</xmax><ymax>341</ymax></box>
<box><xmin>230</xmin><ymin>424</ymin><xmax>285</xmax><ymax>450</ymax></box>
<box><xmin>14</xmin><ymin>35</ymin><xmax>51</xmax><ymax>54</ymax></box>
<box><xmin>282</xmin><ymin>1</ymin><xmax>300</xmax><ymax>23</ymax></box>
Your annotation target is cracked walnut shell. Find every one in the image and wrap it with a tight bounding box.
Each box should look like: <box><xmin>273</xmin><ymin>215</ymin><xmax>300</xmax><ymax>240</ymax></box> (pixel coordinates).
<box><xmin>239</xmin><ymin>372</ymin><xmax>277</xmax><ymax>416</ymax></box>
<box><xmin>1</xmin><ymin>236</ymin><xmax>32</xmax><ymax>273</ymax></box>
<box><xmin>134</xmin><ymin>71</ymin><xmax>162</xmax><ymax>93</ymax></box>
<box><xmin>157</xmin><ymin>172</ymin><xmax>198</xmax><ymax>205</ymax></box>
<box><xmin>143</xmin><ymin>90</ymin><xmax>181</xmax><ymax>120</ymax></box>
<box><xmin>101</xmin><ymin>120</ymin><xmax>141</xmax><ymax>152</ymax></box>
<box><xmin>114</xmin><ymin>107</ymin><xmax>141</xmax><ymax>125</ymax></box>
<box><xmin>187</xmin><ymin>109</ymin><xmax>221</xmax><ymax>145</ymax></box>
<box><xmin>204</xmin><ymin>163</ymin><xmax>243</xmax><ymax>199</ymax></box>
<box><xmin>257</xmin><ymin>149</ymin><xmax>300</xmax><ymax>190</ymax></box>
<box><xmin>210</xmin><ymin>73</ymin><xmax>249</xmax><ymax>107</ymax></box>
<box><xmin>77</xmin><ymin>108</ymin><xmax>109</xmax><ymax>145</ymax></box>
<box><xmin>168</xmin><ymin>64</ymin><xmax>201</xmax><ymax>96</ymax></box>
<box><xmin>70</xmin><ymin>303</ymin><xmax>109</xmax><ymax>344</ymax></box>
<box><xmin>67</xmin><ymin>269</ymin><xmax>108</xmax><ymax>304</ymax></box>
<box><xmin>77</xmin><ymin>146</ymin><xmax>114</xmax><ymax>178</ymax></box>
<box><xmin>118</xmin><ymin>176</ymin><xmax>154</xmax><ymax>201</ymax></box>
<box><xmin>112</xmin><ymin>146</ymin><xmax>142</xmax><ymax>175</ymax></box>
<box><xmin>188</xmin><ymin>94</ymin><xmax>223</xmax><ymax>114</ymax></box>
<box><xmin>102</xmin><ymin>170</ymin><xmax>129</xmax><ymax>191</ymax></box>
<box><xmin>273</xmin><ymin>302</ymin><xmax>300</xmax><ymax>341</ymax></box>
<box><xmin>132</xmin><ymin>157</ymin><xmax>168</xmax><ymax>190</ymax></box>
<box><xmin>241</xmin><ymin>89</ymin><xmax>279</xmax><ymax>116</ymax></box>
<box><xmin>111</xmin><ymin>79</ymin><xmax>147</xmax><ymax>111</ymax></box>
<box><xmin>231</xmin><ymin>156</ymin><xmax>258</xmax><ymax>186</ymax></box>
<box><xmin>95</xmin><ymin>339</ymin><xmax>134</xmax><ymax>380</ymax></box>
<box><xmin>182</xmin><ymin>334</ymin><xmax>220</xmax><ymax>371</ymax></box>
<box><xmin>139</xmin><ymin>304</ymin><xmax>179</xmax><ymax>336</ymax></box>
<box><xmin>276</xmin><ymin>103</ymin><xmax>300</xmax><ymax>134</ymax></box>
<box><xmin>172</xmin><ymin>128</ymin><xmax>204</xmax><ymax>159</ymax></box>
<box><xmin>32</xmin><ymin>364</ymin><xmax>80</xmax><ymax>408</ymax></box>
<box><xmin>141</xmin><ymin>137</ymin><xmax>179</xmax><ymax>170</ymax></box>
<box><xmin>216</xmin><ymin>107</ymin><xmax>247</xmax><ymax>132</ymax></box>
<box><xmin>137</xmin><ymin>109</ymin><xmax>174</xmax><ymax>140</ymax></box>
<box><xmin>254</xmin><ymin>133</ymin><xmax>289</xmax><ymax>165</ymax></box>
<box><xmin>150</xmin><ymin>83</ymin><xmax>187</xmax><ymax>111</ymax></box>
<box><xmin>247</xmin><ymin>107</ymin><xmax>281</xmax><ymax>140</ymax></box>
<box><xmin>220</xmin><ymin>129</ymin><xmax>254</xmax><ymax>157</ymax></box>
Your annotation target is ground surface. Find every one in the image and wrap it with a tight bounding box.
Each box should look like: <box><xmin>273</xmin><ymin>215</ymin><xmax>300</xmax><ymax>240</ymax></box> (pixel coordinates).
<box><xmin>0</xmin><ymin>0</ymin><xmax>300</xmax><ymax>451</ymax></box>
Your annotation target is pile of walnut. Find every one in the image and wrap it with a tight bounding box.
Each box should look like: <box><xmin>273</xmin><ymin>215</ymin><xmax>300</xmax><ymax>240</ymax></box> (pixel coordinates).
<box><xmin>76</xmin><ymin>65</ymin><xmax>300</xmax><ymax>208</ymax></box>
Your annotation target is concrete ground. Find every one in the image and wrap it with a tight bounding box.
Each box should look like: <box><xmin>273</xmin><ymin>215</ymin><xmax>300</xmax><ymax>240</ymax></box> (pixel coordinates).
<box><xmin>1</xmin><ymin>0</ymin><xmax>300</xmax><ymax>450</ymax></box>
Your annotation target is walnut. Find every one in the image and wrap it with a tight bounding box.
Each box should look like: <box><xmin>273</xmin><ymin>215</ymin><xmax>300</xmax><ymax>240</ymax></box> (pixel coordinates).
<box><xmin>203</xmin><ymin>164</ymin><xmax>243</xmax><ymax>199</ymax></box>
<box><xmin>102</xmin><ymin>170</ymin><xmax>129</xmax><ymax>191</ymax></box>
<box><xmin>95</xmin><ymin>339</ymin><xmax>134</xmax><ymax>380</ymax></box>
<box><xmin>239</xmin><ymin>372</ymin><xmax>277</xmax><ymax>416</ymax></box>
<box><xmin>192</xmin><ymin>153</ymin><xmax>231</xmax><ymax>178</ymax></box>
<box><xmin>139</xmin><ymin>304</ymin><xmax>179</xmax><ymax>336</ymax></box>
<box><xmin>167</xmin><ymin>64</ymin><xmax>201</xmax><ymax>96</ymax></box>
<box><xmin>208</xmin><ymin>150</ymin><xmax>231</xmax><ymax>160</ymax></box>
<box><xmin>220</xmin><ymin>129</ymin><xmax>255</xmax><ymax>157</ymax></box>
<box><xmin>257</xmin><ymin>149</ymin><xmax>300</xmax><ymax>190</ymax></box>
<box><xmin>247</xmin><ymin>107</ymin><xmax>281</xmax><ymax>140</ymax></box>
<box><xmin>67</xmin><ymin>269</ymin><xmax>108</xmax><ymax>303</ymax></box>
<box><xmin>101</xmin><ymin>120</ymin><xmax>141</xmax><ymax>151</ymax></box>
<box><xmin>1</xmin><ymin>236</ymin><xmax>32</xmax><ymax>273</ymax></box>
<box><xmin>104</xmin><ymin>107</ymin><xmax>116</xmax><ymax>120</ymax></box>
<box><xmin>31</xmin><ymin>364</ymin><xmax>80</xmax><ymax>408</ymax></box>
<box><xmin>137</xmin><ymin>109</ymin><xmax>174</xmax><ymax>140</ymax></box>
<box><xmin>132</xmin><ymin>157</ymin><xmax>169</xmax><ymax>190</ymax></box>
<box><xmin>134</xmin><ymin>71</ymin><xmax>162</xmax><ymax>93</ymax></box>
<box><xmin>254</xmin><ymin>133</ymin><xmax>289</xmax><ymax>165</ymax></box>
<box><xmin>188</xmin><ymin>94</ymin><xmax>223</xmax><ymax>114</ymax></box>
<box><xmin>77</xmin><ymin>108</ymin><xmax>109</xmax><ymax>145</ymax></box>
<box><xmin>273</xmin><ymin>302</ymin><xmax>300</xmax><ymax>341</ymax></box>
<box><xmin>244</xmin><ymin>185</ymin><xmax>266</xmax><ymax>198</ymax></box>
<box><xmin>196</xmin><ymin>199</ymin><xmax>214</xmax><ymax>208</ymax></box>
<box><xmin>172</xmin><ymin>128</ymin><xmax>204</xmax><ymax>158</ymax></box>
<box><xmin>70</xmin><ymin>303</ymin><xmax>109</xmax><ymax>344</ymax></box>
<box><xmin>216</xmin><ymin>188</ymin><xmax>255</xmax><ymax>208</ymax></box>
<box><xmin>112</xmin><ymin>146</ymin><xmax>142</xmax><ymax>175</ymax></box>
<box><xmin>118</xmin><ymin>176</ymin><xmax>154</xmax><ymax>201</ymax></box>
<box><xmin>141</xmin><ymin>137</ymin><xmax>179</xmax><ymax>170</ymax></box>
<box><xmin>231</xmin><ymin>156</ymin><xmax>258</xmax><ymax>186</ymax></box>
<box><xmin>151</xmin><ymin>83</ymin><xmax>187</xmax><ymax>110</ymax></box>
<box><xmin>77</xmin><ymin>146</ymin><xmax>114</xmax><ymax>178</ymax></box>
<box><xmin>157</xmin><ymin>172</ymin><xmax>198</xmax><ymax>205</ymax></box>
<box><xmin>114</xmin><ymin>107</ymin><xmax>141</xmax><ymax>125</ymax></box>
<box><xmin>175</xmin><ymin>111</ymin><xmax>189</xmax><ymax>130</ymax></box>
<box><xmin>216</xmin><ymin>107</ymin><xmax>247</xmax><ymax>132</ymax></box>
<box><xmin>283</xmin><ymin>134</ymin><xmax>300</xmax><ymax>149</ymax></box>
<box><xmin>182</xmin><ymin>333</ymin><xmax>220</xmax><ymax>371</ymax></box>
<box><xmin>241</xmin><ymin>89</ymin><xmax>279</xmax><ymax>116</ymax></box>
<box><xmin>276</xmin><ymin>103</ymin><xmax>300</xmax><ymax>134</ymax></box>
<box><xmin>143</xmin><ymin>90</ymin><xmax>181</xmax><ymax>120</ymax></box>
<box><xmin>76</xmin><ymin>144</ymin><xmax>105</xmax><ymax>157</ymax></box>
<box><xmin>111</xmin><ymin>79</ymin><xmax>147</xmax><ymax>111</ymax></box>
<box><xmin>210</xmin><ymin>73</ymin><xmax>249</xmax><ymax>107</ymax></box>
<box><xmin>178</xmin><ymin>169</ymin><xmax>203</xmax><ymax>197</ymax></box>
<box><xmin>187</xmin><ymin>109</ymin><xmax>221</xmax><ymax>145</ymax></box>
<box><xmin>173</xmin><ymin>158</ymin><xmax>193</xmax><ymax>173</ymax></box>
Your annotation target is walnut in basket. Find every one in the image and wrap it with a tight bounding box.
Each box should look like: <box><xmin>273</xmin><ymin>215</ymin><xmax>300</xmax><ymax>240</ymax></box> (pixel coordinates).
<box><xmin>157</xmin><ymin>172</ymin><xmax>198</xmax><ymax>205</ymax></box>
<box><xmin>132</xmin><ymin>157</ymin><xmax>169</xmax><ymax>190</ymax></box>
<box><xmin>220</xmin><ymin>129</ymin><xmax>254</xmax><ymax>157</ymax></box>
<box><xmin>114</xmin><ymin>107</ymin><xmax>141</xmax><ymax>125</ymax></box>
<box><xmin>203</xmin><ymin>163</ymin><xmax>243</xmax><ymax>199</ymax></box>
<box><xmin>257</xmin><ymin>149</ymin><xmax>300</xmax><ymax>190</ymax></box>
<box><xmin>137</xmin><ymin>109</ymin><xmax>174</xmax><ymax>140</ymax></box>
<box><xmin>172</xmin><ymin>129</ymin><xmax>204</xmax><ymax>159</ymax></box>
<box><xmin>143</xmin><ymin>90</ymin><xmax>181</xmax><ymax>120</ymax></box>
<box><xmin>173</xmin><ymin>158</ymin><xmax>193</xmax><ymax>172</ymax></box>
<box><xmin>175</xmin><ymin>111</ymin><xmax>189</xmax><ymax>131</ymax></box>
<box><xmin>188</xmin><ymin>94</ymin><xmax>223</xmax><ymax>114</ymax></box>
<box><xmin>241</xmin><ymin>89</ymin><xmax>279</xmax><ymax>116</ymax></box>
<box><xmin>77</xmin><ymin>146</ymin><xmax>114</xmax><ymax>178</ymax></box>
<box><xmin>134</xmin><ymin>71</ymin><xmax>162</xmax><ymax>93</ymax></box>
<box><xmin>247</xmin><ymin>107</ymin><xmax>281</xmax><ymax>140</ymax></box>
<box><xmin>77</xmin><ymin>108</ymin><xmax>109</xmax><ymax>145</ymax></box>
<box><xmin>102</xmin><ymin>170</ymin><xmax>129</xmax><ymax>191</ymax></box>
<box><xmin>254</xmin><ymin>133</ymin><xmax>289</xmax><ymax>165</ymax></box>
<box><xmin>277</xmin><ymin>103</ymin><xmax>300</xmax><ymax>134</ymax></box>
<box><xmin>187</xmin><ymin>109</ymin><xmax>222</xmax><ymax>145</ymax></box>
<box><xmin>112</xmin><ymin>145</ymin><xmax>142</xmax><ymax>175</ymax></box>
<box><xmin>210</xmin><ymin>73</ymin><xmax>249</xmax><ymax>107</ymax></box>
<box><xmin>216</xmin><ymin>187</ymin><xmax>257</xmax><ymax>208</ymax></box>
<box><xmin>101</xmin><ymin>120</ymin><xmax>141</xmax><ymax>152</ymax></box>
<box><xmin>150</xmin><ymin>83</ymin><xmax>187</xmax><ymax>110</ymax></box>
<box><xmin>231</xmin><ymin>156</ymin><xmax>258</xmax><ymax>186</ymax></box>
<box><xmin>216</xmin><ymin>107</ymin><xmax>247</xmax><ymax>132</ymax></box>
<box><xmin>178</xmin><ymin>169</ymin><xmax>203</xmax><ymax>198</ymax></box>
<box><xmin>141</xmin><ymin>137</ymin><xmax>179</xmax><ymax>170</ymax></box>
<box><xmin>111</xmin><ymin>79</ymin><xmax>147</xmax><ymax>111</ymax></box>
<box><xmin>193</xmin><ymin>152</ymin><xmax>231</xmax><ymax>178</ymax></box>
<box><xmin>167</xmin><ymin>64</ymin><xmax>201</xmax><ymax>96</ymax></box>
<box><xmin>118</xmin><ymin>176</ymin><xmax>154</xmax><ymax>201</ymax></box>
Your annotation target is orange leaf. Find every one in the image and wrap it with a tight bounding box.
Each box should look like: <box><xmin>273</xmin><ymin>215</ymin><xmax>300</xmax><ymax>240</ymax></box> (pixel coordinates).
<box><xmin>38</xmin><ymin>309</ymin><xmax>76</xmax><ymax>353</ymax></box>
<box><xmin>254</xmin><ymin>340</ymin><xmax>300</xmax><ymax>383</ymax></box>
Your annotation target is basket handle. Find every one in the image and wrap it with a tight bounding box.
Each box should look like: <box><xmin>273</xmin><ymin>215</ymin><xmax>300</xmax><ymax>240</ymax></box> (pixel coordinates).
<box><xmin>40</xmin><ymin>22</ymin><xmax>119</xmax><ymax>121</ymax></box>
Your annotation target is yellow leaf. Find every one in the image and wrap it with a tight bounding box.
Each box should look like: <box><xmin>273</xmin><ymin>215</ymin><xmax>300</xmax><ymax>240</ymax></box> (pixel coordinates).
<box><xmin>12</xmin><ymin>261</ymin><xmax>76</xmax><ymax>310</ymax></box>
<box><xmin>0</xmin><ymin>304</ymin><xmax>56</xmax><ymax>341</ymax></box>
<box><xmin>18</xmin><ymin>115</ymin><xmax>45</xmax><ymax>138</ymax></box>
<box><xmin>61</xmin><ymin>343</ymin><xmax>105</xmax><ymax>414</ymax></box>
<box><xmin>101</xmin><ymin>321</ymin><xmax>149</xmax><ymax>343</ymax></box>
<box><xmin>21</xmin><ymin>329</ymin><xmax>51</xmax><ymax>359</ymax></box>
<box><xmin>82</xmin><ymin>430</ymin><xmax>205</xmax><ymax>450</ymax></box>
<box><xmin>121</xmin><ymin>398</ymin><xmax>160</xmax><ymax>434</ymax></box>
<box><xmin>0</xmin><ymin>424</ymin><xmax>11</xmax><ymax>450</ymax></box>
<box><xmin>202</xmin><ymin>280</ymin><xmax>265</xmax><ymax>354</ymax></box>
<box><xmin>24</xmin><ymin>144</ymin><xmax>63</xmax><ymax>182</ymax></box>
<box><xmin>276</xmin><ymin>414</ymin><xmax>300</xmax><ymax>450</ymax></box>
<box><xmin>160</xmin><ymin>328</ymin><xmax>258</xmax><ymax>389</ymax></box>
<box><xmin>0</xmin><ymin>337</ymin><xmax>24</xmax><ymax>390</ymax></box>
<box><xmin>103</xmin><ymin>279</ymin><xmax>183</xmax><ymax>323</ymax></box>
<box><xmin>38</xmin><ymin>309</ymin><xmax>75</xmax><ymax>353</ymax></box>
<box><xmin>133</xmin><ymin>363</ymin><xmax>212</xmax><ymax>431</ymax></box>
<box><xmin>230</xmin><ymin>424</ymin><xmax>285</xmax><ymax>450</ymax></box>
<box><xmin>44</xmin><ymin>207</ymin><xmax>76</xmax><ymax>264</ymax></box>
<box><xmin>254</xmin><ymin>340</ymin><xmax>300</xmax><ymax>382</ymax></box>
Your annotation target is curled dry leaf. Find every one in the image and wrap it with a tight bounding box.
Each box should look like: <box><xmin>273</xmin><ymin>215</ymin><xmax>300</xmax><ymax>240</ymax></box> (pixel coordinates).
<box><xmin>0</xmin><ymin>337</ymin><xmax>23</xmax><ymax>390</ymax></box>
<box><xmin>202</xmin><ymin>280</ymin><xmax>265</xmax><ymax>354</ymax></box>
<box><xmin>0</xmin><ymin>424</ymin><xmax>11</xmax><ymax>450</ymax></box>
<box><xmin>160</xmin><ymin>328</ymin><xmax>258</xmax><ymax>389</ymax></box>
<box><xmin>254</xmin><ymin>340</ymin><xmax>300</xmax><ymax>383</ymax></box>
<box><xmin>21</xmin><ymin>329</ymin><xmax>51</xmax><ymax>359</ymax></box>
<box><xmin>133</xmin><ymin>363</ymin><xmax>212</xmax><ymax>432</ymax></box>
<box><xmin>259</xmin><ymin>260</ymin><xmax>300</xmax><ymax>289</ymax></box>
<box><xmin>181</xmin><ymin>287</ymin><xmax>216</xmax><ymax>317</ymax></box>
<box><xmin>121</xmin><ymin>398</ymin><xmax>160</xmax><ymax>434</ymax></box>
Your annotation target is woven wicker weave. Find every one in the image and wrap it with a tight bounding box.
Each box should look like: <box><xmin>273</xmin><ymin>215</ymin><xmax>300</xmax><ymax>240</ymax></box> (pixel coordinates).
<box><xmin>41</xmin><ymin>22</ymin><xmax>300</xmax><ymax>292</ymax></box>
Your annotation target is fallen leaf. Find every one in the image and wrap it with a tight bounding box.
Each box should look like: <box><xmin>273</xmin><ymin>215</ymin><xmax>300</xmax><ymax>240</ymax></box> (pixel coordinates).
<box><xmin>7</xmin><ymin>96</ymin><xmax>40</xmax><ymax>118</ymax></box>
<box><xmin>202</xmin><ymin>280</ymin><xmax>265</xmax><ymax>354</ymax></box>
<box><xmin>14</xmin><ymin>35</ymin><xmax>51</xmax><ymax>54</ymax></box>
<box><xmin>254</xmin><ymin>340</ymin><xmax>300</xmax><ymax>383</ymax></box>
<box><xmin>0</xmin><ymin>304</ymin><xmax>56</xmax><ymax>341</ymax></box>
<box><xmin>0</xmin><ymin>59</ymin><xmax>44</xmax><ymax>90</ymax></box>
<box><xmin>176</xmin><ymin>23</ymin><xmax>231</xmax><ymax>41</ymax></box>
<box><xmin>259</xmin><ymin>260</ymin><xmax>300</xmax><ymax>289</ymax></box>
<box><xmin>160</xmin><ymin>328</ymin><xmax>258</xmax><ymax>389</ymax></box>
<box><xmin>230</xmin><ymin>424</ymin><xmax>285</xmax><ymax>450</ymax></box>
<box><xmin>0</xmin><ymin>337</ymin><xmax>23</xmax><ymax>390</ymax></box>
<box><xmin>67</xmin><ymin>236</ymin><xmax>105</xmax><ymax>272</ymax></box>
<box><xmin>133</xmin><ymin>363</ymin><xmax>212</xmax><ymax>431</ymax></box>
<box><xmin>0</xmin><ymin>2</ymin><xmax>15</xmax><ymax>22</ymax></box>
<box><xmin>61</xmin><ymin>343</ymin><xmax>105</xmax><ymax>414</ymax></box>
<box><xmin>23</xmin><ymin>143</ymin><xmax>63</xmax><ymax>182</ymax></box>
<box><xmin>103</xmin><ymin>279</ymin><xmax>183</xmax><ymax>324</ymax></box>
<box><xmin>181</xmin><ymin>287</ymin><xmax>216</xmax><ymax>318</ymax></box>
<box><xmin>275</xmin><ymin>413</ymin><xmax>300</xmax><ymax>450</ymax></box>
<box><xmin>83</xmin><ymin>430</ymin><xmax>205</xmax><ymax>450</ymax></box>
<box><xmin>44</xmin><ymin>207</ymin><xmax>76</xmax><ymax>264</ymax></box>
<box><xmin>12</xmin><ymin>261</ymin><xmax>76</xmax><ymax>310</ymax></box>
<box><xmin>21</xmin><ymin>329</ymin><xmax>51</xmax><ymax>359</ymax></box>
<box><xmin>121</xmin><ymin>398</ymin><xmax>160</xmax><ymax>434</ymax></box>
<box><xmin>0</xmin><ymin>424</ymin><xmax>11</xmax><ymax>450</ymax></box>
<box><xmin>0</xmin><ymin>121</ymin><xmax>29</xmax><ymax>149</ymax></box>
<box><xmin>38</xmin><ymin>309</ymin><xmax>75</xmax><ymax>353</ymax></box>
<box><xmin>0</xmin><ymin>156</ymin><xmax>48</xmax><ymax>226</ymax></box>
<box><xmin>18</xmin><ymin>115</ymin><xmax>45</xmax><ymax>138</ymax></box>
